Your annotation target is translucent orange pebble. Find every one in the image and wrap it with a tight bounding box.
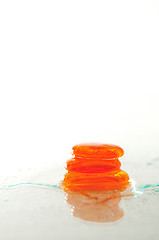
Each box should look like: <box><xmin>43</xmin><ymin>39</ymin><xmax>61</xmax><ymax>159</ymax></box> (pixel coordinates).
<box><xmin>60</xmin><ymin>143</ymin><xmax>130</xmax><ymax>194</ymax></box>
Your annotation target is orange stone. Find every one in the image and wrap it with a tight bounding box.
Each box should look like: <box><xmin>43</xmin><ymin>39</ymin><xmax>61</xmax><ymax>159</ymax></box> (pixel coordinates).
<box><xmin>72</xmin><ymin>143</ymin><xmax>124</xmax><ymax>158</ymax></box>
<box><xmin>60</xmin><ymin>143</ymin><xmax>130</xmax><ymax>194</ymax></box>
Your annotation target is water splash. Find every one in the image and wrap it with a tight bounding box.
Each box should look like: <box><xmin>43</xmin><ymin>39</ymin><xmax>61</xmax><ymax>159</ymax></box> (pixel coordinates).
<box><xmin>1</xmin><ymin>182</ymin><xmax>60</xmax><ymax>189</ymax></box>
<box><xmin>2</xmin><ymin>181</ymin><xmax>159</xmax><ymax>194</ymax></box>
<box><xmin>139</xmin><ymin>184</ymin><xmax>159</xmax><ymax>190</ymax></box>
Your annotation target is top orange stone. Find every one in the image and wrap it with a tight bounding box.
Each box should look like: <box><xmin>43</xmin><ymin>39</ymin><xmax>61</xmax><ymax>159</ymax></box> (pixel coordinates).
<box><xmin>72</xmin><ymin>143</ymin><xmax>124</xmax><ymax>158</ymax></box>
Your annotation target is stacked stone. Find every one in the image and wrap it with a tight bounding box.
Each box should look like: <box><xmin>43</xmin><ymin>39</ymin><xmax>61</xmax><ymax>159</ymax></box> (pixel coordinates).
<box><xmin>60</xmin><ymin>143</ymin><xmax>130</xmax><ymax>193</ymax></box>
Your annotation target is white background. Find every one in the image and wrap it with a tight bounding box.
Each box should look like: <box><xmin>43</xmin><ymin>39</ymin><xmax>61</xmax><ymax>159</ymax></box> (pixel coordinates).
<box><xmin>0</xmin><ymin>0</ymin><xmax>159</xmax><ymax>175</ymax></box>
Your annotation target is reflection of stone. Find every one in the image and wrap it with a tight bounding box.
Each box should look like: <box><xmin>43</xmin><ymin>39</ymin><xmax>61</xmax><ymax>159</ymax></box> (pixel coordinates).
<box><xmin>65</xmin><ymin>191</ymin><xmax>124</xmax><ymax>222</ymax></box>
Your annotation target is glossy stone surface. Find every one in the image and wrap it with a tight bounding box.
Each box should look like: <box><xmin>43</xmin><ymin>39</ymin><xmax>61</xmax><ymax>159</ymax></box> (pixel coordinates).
<box><xmin>60</xmin><ymin>143</ymin><xmax>130</xmax><ymax>193</ymax></box>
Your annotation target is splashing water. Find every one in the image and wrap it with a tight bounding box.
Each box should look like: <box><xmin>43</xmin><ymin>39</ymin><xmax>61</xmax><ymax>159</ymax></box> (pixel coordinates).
<box><xmin>0</xmin><ymin>182</ymin><xmax>60</xmax><ymax>189</ymax></box>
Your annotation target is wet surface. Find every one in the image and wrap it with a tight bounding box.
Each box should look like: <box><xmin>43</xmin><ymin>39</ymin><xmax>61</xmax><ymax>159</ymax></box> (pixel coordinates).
<box><xmin>0</xmin><ymin>140</ymin><xmax>159</xmax><ymax>240</ymax></box>
<box><xmin>0</xmin><ymin>161</ymin><xmax>158</xmax><ymax>240</ymax></box>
